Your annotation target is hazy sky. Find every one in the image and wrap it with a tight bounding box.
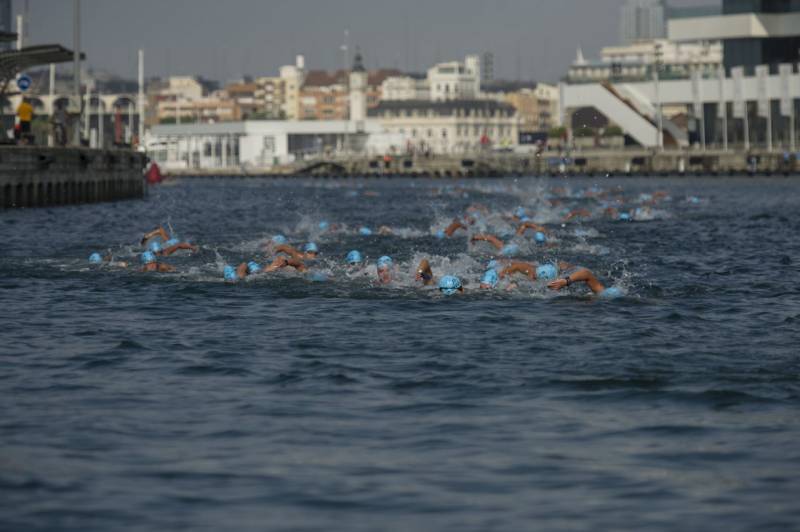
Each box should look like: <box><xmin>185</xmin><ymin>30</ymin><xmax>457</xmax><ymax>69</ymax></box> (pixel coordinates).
<box><xmin>20</xmin><ymin>0</ymin><xmax>710</xmax><ymax>83</ymax></box>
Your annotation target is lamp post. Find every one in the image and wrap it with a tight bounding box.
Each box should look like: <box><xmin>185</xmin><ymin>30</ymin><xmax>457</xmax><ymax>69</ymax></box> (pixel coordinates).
<box><xmin>73</xmin><ymin>0</ymin><xmax>81</xmax><ymax>146</ymax></box>
<box><xmin>653</xmin><ymin>42</ymin><xmax>663</xmax><ymax>150</ymax></box>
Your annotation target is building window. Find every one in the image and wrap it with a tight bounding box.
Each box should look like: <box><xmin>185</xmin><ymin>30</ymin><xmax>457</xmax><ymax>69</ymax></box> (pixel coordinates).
<box><xmin>441</xmin><ymin>129</ymin><xmax>447</xmax><ymax>138</ymax></box>
<box><xmin>427</xmin><ymin>129</ymin><xmax>433</xmax><ymax>138</ymax></box>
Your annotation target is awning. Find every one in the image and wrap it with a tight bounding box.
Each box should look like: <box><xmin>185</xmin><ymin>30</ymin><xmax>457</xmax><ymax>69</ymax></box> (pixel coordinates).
<box><xmin>0</xmin><ymin>45</ymin><xmax>85</xmax><ymax>83</ymax></box>
<box><xmin>0</xmin><ymin>31</ymin><xmax>18</xmax><ymax>43</ymax></box>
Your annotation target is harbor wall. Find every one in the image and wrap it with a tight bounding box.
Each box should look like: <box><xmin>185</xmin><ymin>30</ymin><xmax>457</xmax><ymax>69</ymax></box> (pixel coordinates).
<box><xmin>163</xmin><ymin>149</ymin><xmax>800</xmax><ymax>178</ymax></box>
<box><xmin>0</xmin><ymin>146</ymin><xmax>148</xmax><ymax>208</ymax></box>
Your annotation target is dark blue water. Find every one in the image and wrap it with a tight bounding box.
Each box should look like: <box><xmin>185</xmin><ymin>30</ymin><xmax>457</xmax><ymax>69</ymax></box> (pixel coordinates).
<box><xmin>2</xmin><ymin>177</ymin><xmax>799</xmax><ymax>531</ymax></box>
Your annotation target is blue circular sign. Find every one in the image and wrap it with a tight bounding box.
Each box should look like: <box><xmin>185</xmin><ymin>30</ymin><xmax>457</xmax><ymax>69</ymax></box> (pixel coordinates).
<box><xmin>16</xmin><ymin>74</ymin><xmax>31</xmax><ymax>92</ymax></box>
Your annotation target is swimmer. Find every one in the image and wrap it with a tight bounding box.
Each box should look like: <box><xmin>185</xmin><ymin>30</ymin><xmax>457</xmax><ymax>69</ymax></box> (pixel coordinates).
<box><xmin>264</xmin><ymin>255</ymin><xmax>307</xmax><ymax>273</ymax></box>
<box><xmin>438</xmin><ymin>275</ymin><xmax>463</xmax><ymax>295</ymax></box>
<box><xmin>516</xmin><ymin>221</ymin><xmax>549</xmax><ymax>236</ymax></box>
<box><xmin>223</xmin><ymin>261</ymin><xmax>262</xmax><ymax>282</ymax></box>
<box><xmin>262</xmin><ymin>234</ymin><xmax>289</xmax><ymax>254</ymax></box>
<box><xmin>139</xmin><ymin>251</ymin><xmax>175</xmax><ymax>273</ymax></box>
<box><xmin>148</xmin><ymin>239</ymin><xmax>198</xmax><ymax>257</ymax></box>
<box><xmin>415</xmin><ymin>258</ymin><xmax>435</xmax><ymax>286</ymax></box>
<box><xmin>444</xmin><ymin>219</ymin><xmax>468</xmax><ymax>237</ymax></box>
<box><xmin>479</xmin><ymin>269</ymin><xmax>499</xmax><ymax>289</ymax></box>
<box><xmin>547</xmin><ymin>267</ymin><xmax>622</xmax><ymax>298</ymax></box>
<box><xmin>274</xmin><ymin>242</ymin><xmax>319</xmax><ymax>261</ymax></box>
<box><xmin>140</xmin><ymin>226</ymin><xmax>170</xmax><ymax>246</ymax></box>
<box><xmin>499</xmin><ymin>261</ymin><xmax>562</xmax><ymax>282</ymax></box>
<box><xmin>563</xmin><ymin>208</ymin><xmax>592</xmax><ymax>222</ymax></box>
<box><xmin>88</xmin><ymin>252</ymin><xmax>129</xmax><ymax>268</ymax></box>
<box><xmin>377</xmin><ymin>225</ymin><xmax>393</xmax><ymax>236</ymax></box>
<box><xmin>376</xmin><ymin>256</ymin><xmax>393</xmax><ymax>284</ymax></box>
<box><xmin>470</xmin><ymin>234</ymin><xmax>520</xmax><ymax>257</ymax></box>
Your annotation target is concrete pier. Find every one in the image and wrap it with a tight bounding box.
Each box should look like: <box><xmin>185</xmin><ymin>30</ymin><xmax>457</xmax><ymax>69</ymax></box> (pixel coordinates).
<box><xmin>0</xmin><ymin>146</ymin><xmax>148</xmax><ymax>208</ymax></box>
<box><xmin>162</xmin><ymin>149</ymin><xmax>800</xmax><ymax>178</ymax></box>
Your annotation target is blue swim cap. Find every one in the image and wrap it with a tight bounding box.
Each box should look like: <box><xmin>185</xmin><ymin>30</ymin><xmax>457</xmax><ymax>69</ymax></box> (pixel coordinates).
<box><xmin>223</xmin><ymin>265</ymin><xmax>238</xmax><ymax>282</ymax></box>
<box><xmin>272</xmin><ymin>234</ymin><xmax>287</xmax><ymax>245</ymax></box>
<box><xmin>377</xmin><ymin>256</ymin><xmax>393</xmax><ymax>269</ymax></box>
<box><xmin>88</xmin><ymin>252</ymin><xmax>102</xmax><ymax>264</ymax></box>
<box><xmin>435</xmin><ymin>230</ymin><xmax>445</xmax><ymax>239</ymax></box>
<box><xmin>487</xmin><ymin>259</ymin><xmax>499</xmax><ymax>271</ymax></box>
<box><xmin>165</xmin><ymin>238</ymin><xmax>180</xmax><ymax>247</ymax></box>
<box><xmin>500</xmin><ymin>244</ymin><xmax>520</xmax><ymax>257</ymax></box>
<box><xmin>318</xmin><ymin>221</ymin><xmax>330</xmax><ymax>231</ymax></box>
<box><xmin>359</xmin><ymin>226</ymin><xmax>372</xmax><ymax>236</ymax></box>
<box><xmin>536</xmin><ymin>263</ymin><xmax>558</xmax><ymax>281</ymax></box>
<box><xmin>520</xmin><ymin>215</ymin><xmax>531</xmax><ymax>222</ymax></box>
<box><xmin>439</xmin><ymin>275</ymin><xmax>462</xmax><ymax>295</ymax></box>
<box><xmin>481</xmin><ymin>269</ymin><xmax>499</xmax><ymax>288</ymax></box>
<box><xmin>535</xmin><ymin>231</ymin><xmax>547</xmax><ymax>243</ymax></box>
<box><xmin>148</xmin><ymin>240</ymin><xmax>162</xmax><ymax>253</ymax></box>
<box><xmin>346</xmin><ymin>250</ymin><xmax>363</xmax><ymax>264</ymax></box>
<box><xmin>618</xmin><ymin>212</ymin><xmax>631</xmax><ymax>221</ymax></box>
<box><xmin>304</xmin><ymin>242</ymin><xmax>319</xmax><ymax>253</ymax></box>
<box><xmin>515</xmin><ymin>206</ymin><xmax>526</xmax><ymax>218</ymax></box>
<box><xmin>247</xmin><ymin>261</ymin><xmax>261</xmax><ymax>274</ymax></box>
<box><xmin>140</xmin><ymin>251</ymin><xmax>156</xmax><ymax>264</ymax></box>
<box><xmin>600</xmin><ymin>286</ymin><xmax>624</xmax><ymax>299</ymax></box>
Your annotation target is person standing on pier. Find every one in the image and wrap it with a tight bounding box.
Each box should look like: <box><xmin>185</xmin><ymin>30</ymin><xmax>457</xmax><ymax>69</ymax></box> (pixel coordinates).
<box><xmin>16</xmin><ymin>98</ymin><xmax>34</xmax><ymax>144</ymax></box>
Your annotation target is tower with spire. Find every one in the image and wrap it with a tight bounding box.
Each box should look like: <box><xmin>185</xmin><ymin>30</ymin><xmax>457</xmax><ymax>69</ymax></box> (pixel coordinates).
<box><xmin>349</xmin><ymin>48</ymin><xmax>367</xmax><ymax>127</ymax></box>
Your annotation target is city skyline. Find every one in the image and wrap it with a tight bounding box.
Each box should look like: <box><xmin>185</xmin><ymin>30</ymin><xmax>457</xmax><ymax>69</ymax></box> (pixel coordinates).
<box><xmin>20</xmin><ymin>0</ymin><xmax>711</xmax><ymax>83</ymax></box>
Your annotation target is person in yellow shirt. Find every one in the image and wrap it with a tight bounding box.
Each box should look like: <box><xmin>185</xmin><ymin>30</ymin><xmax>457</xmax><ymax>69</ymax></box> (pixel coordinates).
<box><xmin>17</xmin><ymin>98</ymin><xmax>34</xmax><ymax>138</ymax></box>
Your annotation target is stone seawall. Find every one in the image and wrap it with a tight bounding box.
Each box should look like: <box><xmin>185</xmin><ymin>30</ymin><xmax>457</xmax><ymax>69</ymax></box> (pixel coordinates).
<box><xmin>0</xmin><ymin>146</ymin><xmax>148</xmax><ymax>208</ymax></box>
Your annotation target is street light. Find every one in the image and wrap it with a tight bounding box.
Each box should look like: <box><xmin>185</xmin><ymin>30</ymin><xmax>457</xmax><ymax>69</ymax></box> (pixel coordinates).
<box><xmin>653</xmin><ymin>42</ymin><xmax>663</xmax><ymax>151</ymax></box>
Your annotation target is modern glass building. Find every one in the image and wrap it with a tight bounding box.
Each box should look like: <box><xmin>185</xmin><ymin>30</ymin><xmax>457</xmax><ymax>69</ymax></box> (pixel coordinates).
<box><xmin>620</xmin><ymin>0</ymin><xmax>667</xmax><ymax>44</ymax></box>
<box><xmin>669</xmin><ymin>0</ymin><xmax>800</xmax><ymax>73</ymax></box>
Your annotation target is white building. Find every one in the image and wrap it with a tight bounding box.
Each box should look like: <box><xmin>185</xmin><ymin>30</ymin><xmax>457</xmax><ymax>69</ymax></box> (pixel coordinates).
<box><xmin>427</xmin><ymin>55</ymin><xmax>481</xmax><ymax>101</ymax></box>
<box><xmin>369</xmin><ymin>100</ymin><xmax>518</xmax><ymax>154</ymax></box>
<box><xmin>146</xmin><ymin>120</ymin><xmax>386</xmax><ymax>170</ymax></box>
<box><xmin>380</xmin><ymin>75</ymin><xmax>429</xmax><ymax>101</ymax></box>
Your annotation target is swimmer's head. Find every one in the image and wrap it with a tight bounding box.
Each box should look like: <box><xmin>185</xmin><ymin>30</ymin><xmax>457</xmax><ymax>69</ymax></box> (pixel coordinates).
<box><xmin>304</xmin><ymin>242</ymin><xmax>319</xmax><ymax>254</ymax></box>
<box><xmin>535</xmin><ymin>231</ymin><xmax>547</xmax><ymax>243</ymax></box>
<box><xmin>487</xmin><ymin>259</ymin><xmax>499</xmax><ymax>272</ymax></box>
<box><xmin>514</xmin><ymin>206</ymin><xmax>526</xmax><ymax>218</ymax></box>
<box><xmin>346</xmin><ymin>250</ymin><xmax>363</xmax><ymax>265</ymax></box>
<box><xmin>599</xmin><ymin>286</ymin><xmax>624</xmax><ymax>299</ymax></box>
<box><xmin>148</xmin><ymin>240</ymin><xmax>162</xmax><ymax>253</ymax></box>
<box><xmin>140</xmin><ymin>251</ymin><xmax>156</xmax><ymax>265</ymax></box>
<box><xmin>500</xmin><ymin>243</ymin><xmax>520</xmax><ymax>257</ymax></box>
<box><xmin>223</xmin><ymin>265</ymin><xmax>239</xmax><ymax>282</ymax></box>
<box><xmin>247</xmin><ymin>261</ymin><xmax>261</xmax><ymax>274</ymax></box>
<box><xmin>377</xmin><ymin>256</ymin><xmax>393</xmax><ymax>270</ymax></box>
<box><xmin>435</xmin><ymin>230</ymin><xmax>445</xmax><ymax>240</ymax></box>
<box><xmin>318</xmin><ymin>221</ymin><xmax>330</xmax><ymax>231</ymax></box>
<box><xmin>165</xmin><ymin>238</ymin><xmax>180</xmax><ymax>247</ymax></box>
<box><xmin>480</xmin><ymin>269</ymin><xmax>499</xmax><ymax>288</ymax></box>
<box><xmin>359</xmin><ymin>226</ymin><xmax>373</xmax><ymax>236</ymax></box>
<box><xmin>618</xmin><ymin>212</ymin><xmax>631</xmax><ymax>221</ymax></box>
<box><xmin>439</xmin><ymin>275</ymin><xmax>463</xmax><ymax>295</ymax></box>
<box><xmin>88</xmin><ymin>252</ymin><xmax>102</xmax><ymax>264</ymax></box>
<box><xmin>271</xmin><ymin>234</ymin><xmax>287</xmax><ymax>245</ymax></box>
<box><xmin>520</xmin><ymin>215</ymin><xmax>531</xmax><ymax>222</ymax></box>
<box><xmin>536</xmin><ymin>263</ymin><xmax>558</xmax><ymax>281</ymax></box>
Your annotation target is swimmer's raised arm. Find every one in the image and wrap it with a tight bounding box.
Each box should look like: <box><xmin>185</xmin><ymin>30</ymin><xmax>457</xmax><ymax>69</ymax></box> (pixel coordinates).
<box><xmin>563</xmin><ymin>209</ymin><xmax>591</xmax><ymax>222</ymax></box>
<box><xmin>547</xmin><ymin>268</ymin><xmax>605</xmax><ymax>294</ymax></box>
<box><xmin>160</xmin><ymin>242</ymin><xmax>199</xmax><ymax>256</ymax></box>
<box><xmin>444</xmin><ymin>220</ymin><xmax>467</xmax><ymax>237</ymax></box>
<box><xmin>500</xmin><ymin>261</ymin><xmax>537</xmax><ymax>280</ymax></box>
<box><xmin>516</xmin><ymin>222</ymin><xmax>549</xmax><ymax>236</ymax></box>
<box><xmin>273</xmin><ymin>244</ymin><xmax>304</xmax><ymax>260</ymax></box>
<box><xmin>470</xmin><ymin>234</ymin><xmax>504</xmax><ymax>250</ymax></box>
<box><xmin>141</xmin><ymin>226</ymin><xmax>170</xmax><ymax>245</ymax></box>
<box><xmin>265</xmin><ymin>256</ymin><xmax>307</xmax><ymax>273</ymax></box>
